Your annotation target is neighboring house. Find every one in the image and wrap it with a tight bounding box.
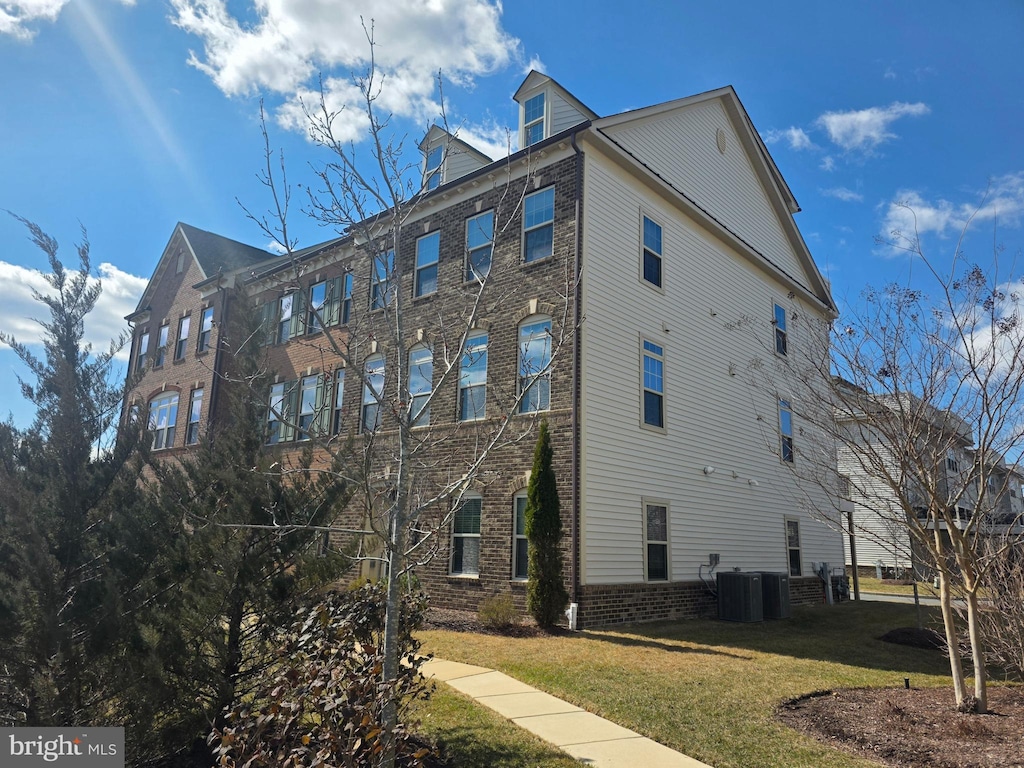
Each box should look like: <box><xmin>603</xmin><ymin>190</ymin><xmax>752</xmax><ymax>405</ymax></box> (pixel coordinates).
<box><xmin>837</xmin><ymin>388</ymin><xmax>1024</xmax><ymax>578</ymax></box>
<box><xmin>124</xmin><ymin>72</ymin><xmax>844</xmax><ymax>627</ymax></box>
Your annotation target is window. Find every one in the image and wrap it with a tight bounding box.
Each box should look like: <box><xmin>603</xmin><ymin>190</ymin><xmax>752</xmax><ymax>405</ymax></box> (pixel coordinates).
<box><xmin>308</xmin><ymin>281</ymin><xmax>327</xmax><ymax>333</ymax></box>
<box><xmin>186</xmin><ymin>388</ymin><xmax>203</xmax><ymax>445</ymax></box>
<box><xmin>642</xmin><ymin>340</ymin><xmax>664</xmax><ymax>428</ymax></box>
<box><xmin>644</xmin><ymin>501</ymin><xmax>669</xmax><ymax>581</ymax></box>
<box><xmin>466</xmin><ymin>211</ymin><xmax>493</xmax><ymax>281</ymax></box>
<box><xmin>519</xmin><ymin>318</ymin><xmax>552</xmax><ymax>413</ymax></box>
<box><xmin>451</xmin><ymin>495</ymin><xmax>482</xmax><ymax>575</ymax></box>
<box><xmin>779</xmin><ymin>399</ymin><xmax>794</xmax><ymax>463</ymax></box>
<box><xmin>513</xmin><ymin>492</ymin><xmax>529</xmax><ymax>580</ymax></box>
<box><xmin>425</xmin><ymin>144</ymin><xmax>443</xmax><ymax>190</ymax></box>
<box><xmin>154</xmin><ymin>324</ymin><xmax>169</xmax><ymax>368</ymax></box>
<box><xmin>341</xmin><ymin>273</ymin><xmax>353</xmax><ymax>324</ymax></box>
<box><xmin>459</xmin><ymin>332</ymin><xmax>488</xmax><ymax>421</ymax></box>
<box><xmin>946</xmin><ymin>452</ymin><xmax>961</xmax><ymax>473</ymax></box>
<box><xmin>197</xmin><ymin>307</ymin><xmax>214</xmax><ymax>352</ymax></box>
<box><xmin>149</xmin><ymin>392</ymin><xmax>178</xmax><ymax>450</ymax></box>
<box><xmin>523</xmin><ymin>92</ymin><xmax>545</xmax><ymax>147</ymax></box>
<box><xmin>786</xmin><ymin>518</ymin><xmax>802</xmax><ymax>576</ymax></box>
<box><xmin>362</xmin><ymin>356</ymin><xmax>384</xmax><ymax>433</ymax></box>
<box><xmin>278</xmin><ymin>294</ymin><xmax>294</xmax><ymax>343</ymax></box>
<box><xmin>774</xmin><ymin>303</ymin><xmax>788</xmax><ymax>356</ymax></box>
<box><xmin>135</xmin><ymin>331</ymin><xmax>149</xmax><ymax>372</ymax></box>
<box><xmin>642</xmin><ymin>216</ymin><xmax>663</xmax><ymax>287</ymax></box>
<box><xmin>174</xmin><ymin>316</ymin><xmax>190</xmax><ymax>361</ymax></box>
<box><xmin>415</xmin><ymin>232</ymin><xmax>439</xmax><ymax>297</ymax></box>
<box><xmin>331</xmin><ymin>369</ymin><xmax>345</xmax><ymax>435</ymax></box>
<box><xmin>297</xmin><ymin>374</ymin><xmax>320</xmax><ymax>440</ymax></box>
<box><xmin>523</xmin><ymin>187</ymin><xmax>554</xmax><ymax>263</ymax></box>
<box><xmin>266</xmin><ymin>382</ymin><xmax>294</xmax><ymax>444</ymax></box>
<box><xmin>370</xmin><ymin>250</ymin><xmax>394</xmax><ymax>310</ymax></box>
<box><xmin>408</xmin><ymin>347</ymin><xmax>432</xmax><ymax>428</ymax></box>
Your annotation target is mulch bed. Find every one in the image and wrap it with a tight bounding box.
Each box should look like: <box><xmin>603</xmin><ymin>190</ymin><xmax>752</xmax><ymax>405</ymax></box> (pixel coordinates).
<box><xmin>423</xmin><ymin>607</ymin><xmax>549</xmax><ymax>638</ymax></box>
<box><xmin>777</xmin><ymin>686</ymin><xmax>1024</xmax><ymax>767</ymax></box>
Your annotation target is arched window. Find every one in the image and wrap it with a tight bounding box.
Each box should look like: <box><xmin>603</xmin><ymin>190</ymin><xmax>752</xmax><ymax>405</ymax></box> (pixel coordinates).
<box><xmin>518</xmin><ymin>316</ymin><xmax>552</xmax><ymax>413</ymax></box>
<box><xmin>149</xmin><ymin>392</ymin><xmax>179</xmax><ymax>450</ymax></box>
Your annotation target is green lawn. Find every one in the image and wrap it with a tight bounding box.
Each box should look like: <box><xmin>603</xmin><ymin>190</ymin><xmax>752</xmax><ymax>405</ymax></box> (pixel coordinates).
<box><xmin>854</xmin><ymin>575</ymin><xmax>937</xmax><ymax>596</ymax></box>
<box><xmin>418</xmin><ymin>601</ymin><xmax>963</xmax><ymax>768</ymax></box>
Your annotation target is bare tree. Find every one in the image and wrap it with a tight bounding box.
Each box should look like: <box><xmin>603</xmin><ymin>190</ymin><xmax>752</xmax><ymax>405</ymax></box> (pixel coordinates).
<box><xmin>737</xmin><ymin>203</ymin><xmax>1024</xmax><ymax>714</ymax></box>
<box><xmin>234</xmin><ymin>26</ymin><xmax>578</xmax><ymax>766</ymax></box>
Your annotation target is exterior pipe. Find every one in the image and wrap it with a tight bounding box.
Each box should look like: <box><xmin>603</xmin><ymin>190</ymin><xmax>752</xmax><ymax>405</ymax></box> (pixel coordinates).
<box><xmin>207</xmin><ymin>276</ymin><xmax>230</xmax><ymax>428</ymax></box>
<box><xmin>569</xmin><ymin>130</ymin><xmax>584</xmax><ymax>615</ymax></box>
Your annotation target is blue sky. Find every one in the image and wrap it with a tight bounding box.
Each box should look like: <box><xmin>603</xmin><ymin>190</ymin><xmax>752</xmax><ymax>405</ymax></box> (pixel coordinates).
<box><xmin>1</xmin><ymin>0</ymin><xmax>1022</xmax><ymax>427</ymax></box>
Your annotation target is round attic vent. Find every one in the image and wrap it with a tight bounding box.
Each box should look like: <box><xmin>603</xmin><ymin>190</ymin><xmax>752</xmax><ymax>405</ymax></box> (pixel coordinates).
<box><xmin>716</xmin><ymin>128</ymin><xmax>727</xmax><ymax>154</ymax></box>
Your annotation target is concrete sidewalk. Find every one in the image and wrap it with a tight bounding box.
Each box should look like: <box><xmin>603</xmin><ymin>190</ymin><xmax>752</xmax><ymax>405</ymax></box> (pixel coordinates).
<box><xmin>422</xmin><ymin>658</ymin><xmax>712</xmax><ymax>768</ymax></box>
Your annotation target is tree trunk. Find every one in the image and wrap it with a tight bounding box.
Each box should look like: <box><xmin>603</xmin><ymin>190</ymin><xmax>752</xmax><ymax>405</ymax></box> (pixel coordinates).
<box><xmin>379</xmin><ymin>481</ymin><xmax>408</xmax><ymax>768</ymax></box>
<box><xmin>964</xmin><ymin>586</ymin><xmax>988</xmax><ymax>713</ymax></box>
<box><xmin>937</xmin><ymin>569</ymin><xmax>969</xmax><ymax>709</ymax></box>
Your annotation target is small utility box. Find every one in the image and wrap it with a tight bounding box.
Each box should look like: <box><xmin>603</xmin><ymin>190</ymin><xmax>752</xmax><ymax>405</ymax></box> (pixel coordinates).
<box><xmin>717</xmin><ymin>572</ymin><xmax>763</xmax><ymax>622</ymax></box>
<box><xmin>759</xmin><ymin>572</ymin><xmax>791</xmax><ymax>619</ymax></box>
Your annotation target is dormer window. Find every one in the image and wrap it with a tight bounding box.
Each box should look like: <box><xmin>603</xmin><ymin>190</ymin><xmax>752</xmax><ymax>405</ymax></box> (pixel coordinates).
<box><xmin>425</xmin><ymin>145</ymin><xmax>443</xmax><ymax>190</ymax></box>
<box><xmin>524</xmin><ymin>92</ymin><xmax>546</xmax><ymax>147</ymax></box>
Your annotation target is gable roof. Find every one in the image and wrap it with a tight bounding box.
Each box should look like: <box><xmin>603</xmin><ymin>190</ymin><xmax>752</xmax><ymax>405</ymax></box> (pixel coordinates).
<box><xmin>513</xmin><ymin>70</ymin><xmax>599</xmax><ymax>121</ymax></box>
<box><xmin>419</xmin><ymin>124</ymin><xmax>494</xmax><ymax>165</ymax></box>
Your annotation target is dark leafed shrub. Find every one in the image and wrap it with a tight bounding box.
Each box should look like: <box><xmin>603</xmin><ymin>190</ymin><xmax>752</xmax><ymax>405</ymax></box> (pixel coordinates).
<box><xmin>209</xmin><ymin>582</ymin><xmax>435</xmax><ymax>767</ymax></box>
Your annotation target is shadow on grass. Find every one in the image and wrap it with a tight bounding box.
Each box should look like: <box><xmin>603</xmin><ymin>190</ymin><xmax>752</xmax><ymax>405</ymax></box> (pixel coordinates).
<box><xmin>579</xmin><ymin>630</ymin><xmax>753</xmax><ymax>660</ymax></box>
<box><xmin>583</xmin><ymin>601</ymin><xmax>950</xmax><ymax>677</ymax></box>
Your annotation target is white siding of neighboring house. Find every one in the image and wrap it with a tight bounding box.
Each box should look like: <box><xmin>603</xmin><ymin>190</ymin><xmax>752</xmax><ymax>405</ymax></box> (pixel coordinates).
<box><xmin>578</xmin><ymin>153</ymin><xmax>843</xmax><ymax>585</ymax></box>
<box><xmin>600</xmin><ymin>99</ymin><xmax>806</xmax><ymax>285</ymax></box>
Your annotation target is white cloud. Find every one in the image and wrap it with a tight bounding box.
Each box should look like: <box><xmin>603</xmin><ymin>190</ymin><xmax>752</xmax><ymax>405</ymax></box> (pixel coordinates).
<box><xmin>882</xmin><ymin>173</ymin><xmax>1024</xmax><ymax>243</ymax></box>
<box><xmin>821</xmin><ymin>187</ymin><xmax>864</xmax><ymax>203</ymax></box>
<box><xmin>0</xmin><ymin>261</ymin><xmax>147</xmax><ymax>361</ymax></box>
<box><xmin>171</xmin><ymin>0</ymin><xmax>521</xmax><ymax>142</ymax></box>
<box><xmin>0</xmin><ymin>0</ymin><xmax>68</xmax><ymax>40</ymax></box>
<box><xmin>764</xmin><ymin>126</ymin><xmax>814</xmax><ymax>151</ymax></box>
<box><xmin>523</xmin><ymin>54</ymin><xmax>545</xmax><ymax>75</ymax></box>
<box><xmin>820</xmin><ymin>156</ymin><xmax>836</xmax><ymax>172</ymax></box>
<box><xmin>883</xmin><ymin>67</ymin><xmax>896</xmax><ymax>80</ymax></box>
<box><xmin>816</xmin><ymin>101</ymin><xmax>929</xmax><ymax>152</ymax></box>
<box><xmin>454</xmin><ymin>118</ymin><xmax>516</xmax><ymax>159</ymax></box>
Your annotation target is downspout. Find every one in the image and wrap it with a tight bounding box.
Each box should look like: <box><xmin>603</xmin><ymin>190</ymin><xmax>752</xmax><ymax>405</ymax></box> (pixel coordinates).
<box><xmin>569</xmin><ymin>130</ymin><xmax>584</xmax><ymax>621</ymax></box>
<box><xmin>207</xmin><ymin>275</ymin><xmax>230</xmax><ymax>427</ymax></box>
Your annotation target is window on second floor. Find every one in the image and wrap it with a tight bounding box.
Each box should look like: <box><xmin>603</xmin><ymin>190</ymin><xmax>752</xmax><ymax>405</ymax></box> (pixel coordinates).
<box><xmin>519</xmin><ymin>317</ymin><xmax>552</xmax><ymax>414</ymax></box>
<box><xmin>523</xmin><ymin>92</ymin><xmax>545</xmax><ymax>147</ymax></box>
<box><xmin>370</xmin><ymin>251</ymin><xmax>395</xmax><ymax>310</ymax></box>
<box><xmin>774</xmin><ymin>303</ymin><xmax>788</xmax><ymax>356</ymax></box>
<box><xmin>459</xmin><ymin>332</ymin><xmax>488</xmax><ymax>421</ymax></box>
<box><xmin>149</xmin><ymin>392</ymin><xmax>178</xmax><ymax>450</ymax></box>
<box><xmin>408</xmin><ymin>347</ymin><xmax>432</xmax><ymax>428</ymax></box>
<box><xmin>278</xmin><ymin>294</ymin><xmax>295</xmax><ymax>343</ymax></box>
<box><xmin>154</xmin><ymin>324</ymin><xmax>169</xmax><ymax>368</ymax></box>
<box><xmin>946</xmin><ymin>452</ymin><xmax>961</xmax><ymax>473</ymax></box>
<box><xmin>642</xmin><ymin>339</ymin><xmax>664</xmax><ymax>429</ymax></box>
<box><xmin>642</xmin><ymin>216</ymin><xmax>663</xmax><ymax>288</ymax></box>
<box><xmin>308</xmin><ymin>281</ymin><xmax>327</xmax><ymax>333</ymax></box>
<box><xmin>267</xmin><ymin>381</ymin><xmax>295</xmax><ymax>445</ymax></box>
<box><xmin>425</xmin><ymin>144</ymin><xmax>443</xmax><ymax>190</ymax></box>
<box><xmin>362</xmin><ymin>355</ymin><xmax>384</xmax><ymax>433</ymax></box>
<box><xmin>297</xmin><ymin>374</ymin><xmax>320</xmax><ymax>440</ymax></box>
<box><xmin>779</xmin><ymin>399</ymin><xmax>794</xmax><ymax>463</ymax></box>
<box><xmin>186</xmin><ymin>388</ymin><xmax>203</xmax><ymax>445</ymax></box>
<box><xmin>332</xmin><ymin>369</ymin><xmax>345</xmax><ymax>435</ymax></box>
<box><xmin>175</xmin><ymin>316</ymin><xmax>190</xmax><ymax>361</ymax></box>
<box><xmin>415</xmin><ymin>232</ymin><xmax>439</xmax><ymax>297</ymax></box>
<box><xmin>135</xmin><ymin>331</ymin><xmax>149</xmax><ymax>372</ymax></box>
<box><xmin>523</xmin><ymin>187</ymin><xmax>554</xmax><ymax>263</ymax></box>
<box><xmin>466</xmin><ymin>211</ymin><xmax>493</xmax><ymax>282</ymax></box>
<box><xmin>197</xmin><ymin>307</ymin><xmax>214</xmax><ymax>353</ymax></box>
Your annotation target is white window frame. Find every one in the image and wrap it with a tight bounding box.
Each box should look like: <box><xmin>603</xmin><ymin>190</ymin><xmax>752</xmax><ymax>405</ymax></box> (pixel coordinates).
<box><xmin>466</xmin><ymin>210</ymin><xmax>493</xmax><ymax>282</ymax></box>
<box><xmin>267</xmin><ymin>381</ymin><xmax>289</xmax><ymax>445</ymax></box>
<box><xmin>643</xmin><ymin>498</ymin><xmax>670</xmax><ymax>582</ymax></box>
<box><xmin>523</xmin><ymin>187</ymin><xmax>555</xmax><ymax>264</ymax></box>
<box><xmin>425</xmin><ymin>144</ymin><xmax>443</xmax><ymax>190</ymax></box>
<box><xmin>451</xmin><ymin>494</ymin><xmax>482</xmax><ymax>576</ymax></box>
<box><xmin>370</xmin><ymin>250</ymin><xmax>395</xmax><ymax>310</ymax></box>
<box><xmin>135</xmin><ymin>330</ymin><xmax>149</xmax><ymax>372</ymax></box>
<box><xmin>774</xmin><ymin>302</ymin><xmax>788</xmax><ymax>356</ymax></box>
<box><xmin>415</xmin><ymin>231</ymin><xmax>440</xmax><ymax>297</ymax></box>
<box><xmin>513</xmin><ymin>491</ymin><xmax>529</xmax><ymax>580</ymax></box>
<box><xmin>523</xmin><ymin>91</ymin><xmax>546</xmax><ymax>147</ymax></box>
<box><xmin>341</xmin><ymin>273</ymin><xmax>353</xmax><ymax>324</ymax></box>
<box><xmin>297</xmin><ymin>374</ymin><xmax>319</xmax><ymax>440</ymax></box>
<box><xmin>361</xmin><ymin>355</ymin><xmax>384</xmax><ymax>433</ymax></box>
<box><xmin>641</xmin><ymin>338</ymin><xmax>665</xmax><ymax>430</ymax></box>
<box><xmin>459</xmin><ymin>332</ymin><xmax>488</xmax><ymax>421</ymax></box>
<box><xmin>175</xmin><ymin>315</ymin><xmax>190</xmax><ymax>361</ymax></box>
<box><xmin>331</xmin><ymin>368</ymin><xmax>345</xmax><ymax>435</ymax></box>
<box><xmin>154</xmin><ymin>323</ymin><xmax>169</xmax><ymax>368</ymax></box>
<box><xmin>641</xmin><ymin>214</ymin><xmax>663</xmax><ymax>289</ymax></box>
<box><xmin>308</xmin><ymin>280</ymin><xmax>327</xmax><ymax>333</ymax></box>
<box><xmin>185</xmin><ymin>388</ymin><xmax>203</xmax><ymax>445</ymax></box>
<box><xmin>518</xmin><ymin>316</ymin><xmax>552</xmax><ymax>414</ymax></box>
<box><xmin>785</xmin><ymin>517</ymin><xmax>802</xmax><ymax>577</ymax></box>
<box><xmin>779</xmin><ymin>398</ymin><xmax>794</xmax><ymax>463</ymax></box>
<box><xmin>408</xmin><ymin>346</ymin><xmax>432</xmax><ymax>428</ymax></box>
<box><xmin>277</xmin><ymin>294</ymin><xmax>293</xmax><ymax>344</ymax></box>
<box><xmin>197</xmin><ymin>307</ymin><xmax>214</xmax><ymax>352</ymax></box>
<box><xmin>149</xmin><ymin>392</ymin><xmax>179</xmax><ymax>450</ymax></box>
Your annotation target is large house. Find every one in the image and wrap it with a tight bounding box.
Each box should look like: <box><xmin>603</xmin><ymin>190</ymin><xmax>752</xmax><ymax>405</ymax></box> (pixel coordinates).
<box><xmin>124</xmin><ymin>72</ymin><xmax>845</xmax><ymax>627</ymax></box>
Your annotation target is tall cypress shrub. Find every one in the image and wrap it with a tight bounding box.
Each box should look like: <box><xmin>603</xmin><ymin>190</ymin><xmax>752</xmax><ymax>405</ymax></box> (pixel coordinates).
<box><xmin>525</xmin><ymin>420</ymin><xmax>568</xmax><ymax>628</ymax></box>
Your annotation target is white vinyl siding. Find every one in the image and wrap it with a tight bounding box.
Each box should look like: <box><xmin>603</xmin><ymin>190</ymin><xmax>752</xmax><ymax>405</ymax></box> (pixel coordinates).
<box><xmin>578</xmin><ymin>152</ymin><xmax>842</xmax><ymax>585</ymax></box>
